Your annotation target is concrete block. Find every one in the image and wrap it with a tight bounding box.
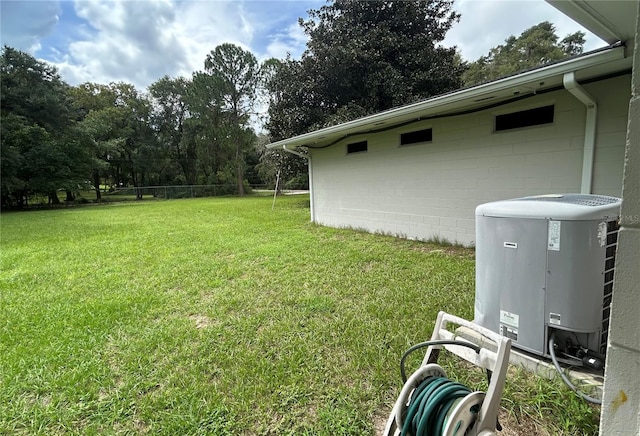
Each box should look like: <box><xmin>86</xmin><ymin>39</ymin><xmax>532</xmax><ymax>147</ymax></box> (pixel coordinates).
<box><xmin>596</xmin><ymin>131</ymin><xmax>627</xmax><ymax>149</ymax></box>
<box><xmin>599</xmin><ymin>115</ymin><xmax>632</xmax><ymax>134</ymax></box>
<box><xmin>620</xmin><ymin>95</ymin><xmax>640</xmax><ymax>224</ymax></box>
<box><xmin>600</xmin><ymin>345</ymin><xmax>640</xmax><ymax>435</ymax></box>
<box><xmin>570</xmin><ymin>135</ymin><xmax>586</xmax><ymax>149</ymax></box>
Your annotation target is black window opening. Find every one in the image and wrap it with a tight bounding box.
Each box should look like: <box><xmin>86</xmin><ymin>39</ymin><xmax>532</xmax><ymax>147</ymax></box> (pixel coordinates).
<box><xmin>495</xmin><ymin>105</ymin><xmax>554</xmax><ymax>132</ymax></box>
<box><xmin>400</xmin><ymin>128</ymin><xmax>433</xmax><ymax>146</ymax></box>
<box><xmin>347</xmin><ymin>140</ymin><xmax>368</xmax><ymax>154</ymax></box>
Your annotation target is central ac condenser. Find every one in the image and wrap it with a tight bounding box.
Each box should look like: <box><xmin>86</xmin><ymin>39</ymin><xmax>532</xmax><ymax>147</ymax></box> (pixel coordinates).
<box><xmin>474</xmin><ymin>194</ymin><xmax>620</xmax><ymax>361</ymax></box>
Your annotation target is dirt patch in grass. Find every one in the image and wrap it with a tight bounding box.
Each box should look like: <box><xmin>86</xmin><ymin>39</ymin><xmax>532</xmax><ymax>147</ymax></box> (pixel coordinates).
<box><xmin>498</xmin><ymin>408</ymin><xmax>552</xmax><ymax>436</ymax></box>
<box><xmin>374</xmin><ymin>407</ymin><xmax>550</xmax><ymax>435</ymax></box>
<box><xmin>133</xmin><ymin>418</ymin><xmax>150</xmax><ymax>434</ymax></box>
<box><xmin>410</xmin><ymin>245</ymin><xmax>475</xmax><ymax>258</ymax></box>
<box><xmin>374</xmin><ymin>411</ymin><xmax>390</xmax><ymax>434</ymax></box>
<box><xmin>189</xmin><ymin>314</ymin><xmax>213</xmax><ymax>329</ymax></box>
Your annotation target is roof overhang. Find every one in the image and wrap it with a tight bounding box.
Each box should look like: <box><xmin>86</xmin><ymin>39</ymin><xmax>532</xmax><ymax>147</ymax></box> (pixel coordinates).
<box><xmin>546</xmin><ymin>0</ymin><xmax>638</xmax><ymax>45</ymax></box>
<box><xmin>267</xmin><ymin>45</ymin><xmax>631</xmax><ymax>151</ymax></box>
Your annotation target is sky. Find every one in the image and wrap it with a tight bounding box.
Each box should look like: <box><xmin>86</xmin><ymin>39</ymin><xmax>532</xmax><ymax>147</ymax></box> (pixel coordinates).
<box><xmin>1</xmin><ymin>0</ymin><xmax>607</xmax><ymax>91</ymax></box>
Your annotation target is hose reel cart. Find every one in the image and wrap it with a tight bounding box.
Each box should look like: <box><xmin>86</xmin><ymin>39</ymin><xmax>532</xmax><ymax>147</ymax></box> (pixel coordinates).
<box><xmin>383</xmin><ymin>312</ymin><xmax>511</xmax><ymax>436</ymax></box>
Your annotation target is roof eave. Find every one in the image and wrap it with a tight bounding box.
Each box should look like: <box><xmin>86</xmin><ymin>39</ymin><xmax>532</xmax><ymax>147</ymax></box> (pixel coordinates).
<box><xmin>267</xmin><ymin>45</ymin><xmax>627</xmax><ymax>151</ymax></box>
<box><xmin>546</xmin><ymin>0</ymin><xmax>638</xmax><ymax>44</ymax></box>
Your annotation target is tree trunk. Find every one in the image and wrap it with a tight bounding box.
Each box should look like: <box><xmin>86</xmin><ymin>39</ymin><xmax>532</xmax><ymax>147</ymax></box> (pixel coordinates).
<box><xmin>93</xmin><ymin>170</ymin><xmax>102</xmax><ymax>200</ymax></box>
<box><xmin>131</xmin><ymin>175</ymin><xmax>142</xmax><ymax>200</ymax></box>
<box><xmin>48</xmin><ymin>191</ymin><xmax>60</xmax><ymax>205</ymax></box>
<box><xmin>237</xmin><ymin>161</ymin><xmax>244</xmax><ymax>196</ymax></box>
<box><xmin>65</xmin><ymin>190</ymin><xmax>75</xmax><ymax>202</ymax></box>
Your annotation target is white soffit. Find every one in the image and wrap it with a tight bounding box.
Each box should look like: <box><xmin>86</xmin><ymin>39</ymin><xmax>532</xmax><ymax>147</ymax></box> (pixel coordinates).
<box><xmin>267</xmin><ymin>45</ymin><xmax>631</xmax><ymax>151</ymax></box>
<box><xmin>546</xmin><ymin>0</ymin><xmax>638</xmax><ymax>44</ymax></box>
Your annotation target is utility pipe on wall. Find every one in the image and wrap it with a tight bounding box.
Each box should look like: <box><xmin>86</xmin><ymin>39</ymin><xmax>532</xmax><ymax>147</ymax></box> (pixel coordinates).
<box><xmin>563</xmin><ymin>72</ymin><xmax>598</xmax><ymax>194</ymax></box>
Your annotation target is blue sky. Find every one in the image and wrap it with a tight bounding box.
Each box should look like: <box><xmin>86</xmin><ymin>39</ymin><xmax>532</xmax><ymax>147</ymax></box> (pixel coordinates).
<box><xmin>1</xmin><ymin>0</ymin><xmax>606</xmax><ymax>90</ymax></box>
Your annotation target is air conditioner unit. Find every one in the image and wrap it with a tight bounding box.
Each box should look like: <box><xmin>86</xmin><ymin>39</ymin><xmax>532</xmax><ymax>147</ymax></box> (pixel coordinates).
<box><xmin>474</xmin><ymin>194</ymin><xmax>620</xmax><ymax>363</ymax></box>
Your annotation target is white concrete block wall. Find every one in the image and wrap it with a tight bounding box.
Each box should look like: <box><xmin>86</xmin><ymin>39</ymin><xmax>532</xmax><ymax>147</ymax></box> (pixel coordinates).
<box><xmin>600</xmin><ymin>6</ymin><xmax>640</xmax><ymax>434</ymax></box>
<box><xmin>586</xmin><ymin>75</ymin><xmax>634</xmax><ymax>196</ymax></box>
<box><xmin>309</xmin><ymin>75</ymin><xmax>630</xmax><ymax>246</ymax></box>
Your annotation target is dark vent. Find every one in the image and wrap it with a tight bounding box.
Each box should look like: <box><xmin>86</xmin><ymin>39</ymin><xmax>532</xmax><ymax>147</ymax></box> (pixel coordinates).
<box><xmin>601</xmin><ymin>219</ymin><xmax>620</xmax><ymax>354</ymax></box>
<box><xmin>400</xmin><ymin>128</ymin><xmax>432</xmax><ymax>146</ymax></box>
<box><xmin>495</xmin><ymin>105</ymin><xmax>554</xmax><ymax>131</ymax></box>
<box><xmin>347</xmin><ymin>141</ymin><xmax>368</xmax><ymax>154</ymax></box>
<box><xmin>516</xmin><ymin>194</ymin><xmax>620</xmax><ymax>207</ymax></box>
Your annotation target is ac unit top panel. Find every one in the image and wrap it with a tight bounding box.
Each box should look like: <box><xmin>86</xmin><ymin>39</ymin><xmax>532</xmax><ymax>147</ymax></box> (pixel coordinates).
<box><xmin>476</xmin><ymin>194</ymin><xmax>622</xmax><ymax>220</ymax></box>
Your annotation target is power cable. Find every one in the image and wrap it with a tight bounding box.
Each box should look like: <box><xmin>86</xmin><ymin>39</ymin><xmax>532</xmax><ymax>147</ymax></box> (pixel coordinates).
<box><xmin>548</xmin><ymin>332</ymin><xmax>602</xmax><ymax>405</ymax></box>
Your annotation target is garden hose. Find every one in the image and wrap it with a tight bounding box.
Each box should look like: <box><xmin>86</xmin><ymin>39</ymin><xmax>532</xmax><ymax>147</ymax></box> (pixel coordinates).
<box><xmin>400</xmin><ymin>340</ymin><xmax>481</xmax><ymax>382</ymax></box>
<box><xmin>396</xmin><ymin>340</ymin><xmax>487</xmax><ymax>436</ymax></box>
<box><xmin>401</xmin><ymin>376</ymin><xmax>474</xmax><ymax>436</ymax></box>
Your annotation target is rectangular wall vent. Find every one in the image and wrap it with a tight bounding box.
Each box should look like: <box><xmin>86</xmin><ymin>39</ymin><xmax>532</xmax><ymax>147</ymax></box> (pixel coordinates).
<box><xmin>400</xmin><ymin>128</ymin><xmax>432</xmax><ymax>146</ymax></box>
<box><xmin>347</xmin><ymin>141</ymin><xmax>368</xmax><ymax>154</ymax></box>
<box><xmin>495</xmin><ymin>105</ymin><xmax>554</xmax><ymax>131</ymax></box>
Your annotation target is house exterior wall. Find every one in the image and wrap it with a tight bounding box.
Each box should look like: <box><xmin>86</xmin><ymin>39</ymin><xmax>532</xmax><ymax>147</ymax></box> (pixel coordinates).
<box><xmin>309</xmin><ymin>74</ymin><xmax>630</xmax><ymax>246</ymax></box>
<box><xmin>600</xmin><ymin>4</ymin><xmax>640</xmax><ymax>434</ymax></box>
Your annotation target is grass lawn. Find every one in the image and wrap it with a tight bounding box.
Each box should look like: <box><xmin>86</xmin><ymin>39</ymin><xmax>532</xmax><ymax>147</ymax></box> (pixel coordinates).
<box><xmin>1</xmin><ymin>196</ymin><xmax>599</xmax><ymax>435</ymax></box>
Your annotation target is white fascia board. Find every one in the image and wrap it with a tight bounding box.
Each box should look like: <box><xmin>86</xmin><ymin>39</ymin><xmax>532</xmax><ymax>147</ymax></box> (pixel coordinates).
<box><xmin>547</xmin><ymin>0</ymin><xmax>622</xmax><ymax>44</ymax></box>
<box><xmin>267</xmin><ymin>45</ymin><xmax>626</xmax><ymax>150</ymax></box>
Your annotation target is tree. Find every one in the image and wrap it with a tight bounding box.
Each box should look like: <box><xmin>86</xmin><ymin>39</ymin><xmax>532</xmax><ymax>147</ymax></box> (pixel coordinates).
<box><xmin>72</xmin><ymin>82</ymin><xmax>159</xmax><ymax>199</ymax></box>
<box><xmin>149</xmin><ymin>76</ymin><xmax>198</xmax><ymax>184</ymax></box>
<box><xmin>266</xmin><ymin>0</ymin><xmax>464</xmax><ymax>140</ymax></box>
<box><xmin>204</xmin><ymin>43</ymin><xmax>261</xmax><ymax>195</ymax></box>
<box><xmin>462</xmin><ymin>22</ymin><xmax>586</xmax><ymax>86</ymax></box>
<box><xmin>104</xmin><ymin>83</ymin><xmax>157</xmax><ymax>198</ymax></box>
<box><xmin>70</xmin><ymin>83</ymin><xmax>121</xmax><ymax>200</ymax></box>
<box><xmin>1</xmin><ymin>46</ymin><xmax>93</xmax><ymax>207</ymax></box>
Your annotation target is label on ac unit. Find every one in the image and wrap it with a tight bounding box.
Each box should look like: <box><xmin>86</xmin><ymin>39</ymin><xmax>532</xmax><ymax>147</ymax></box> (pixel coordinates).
<box><xmin>500</xmin><ymin>310</ymin><xmax>519</xmax><ymax>341</ymax></box>
<box><xmin>501</xmin><ymin>325</ymin><xmax>518</xmax><ymax>341</ymax></box>
<box><xmin>549</xmin><ymin>312</ymin><xmax>562</xmax><ymax>326</ymax></box>
<box><xmin>548</xmin><ymin>220</ymin><xmax>561</xmax><ymax>251</ymax></box>
<box><xmin>598</xmin><ymin>221</ymin><xmax>607</xmax><ymax>247</ymax></box>
<box><xmin>500</xmin><ymin>310</ymin><xmax>519</xmax><ymax>328</ymax></box>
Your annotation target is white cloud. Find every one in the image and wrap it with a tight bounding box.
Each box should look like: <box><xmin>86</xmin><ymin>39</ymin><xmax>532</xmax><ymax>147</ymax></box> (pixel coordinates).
<box><xmin>3</xmin><ymin>0</ymin><xmax>318</xmax><ymax>90</ymax></box>
<box><xmin>4</xmin><ymin>0</ymin><xmax>608</xmax><ymax>92</ymax></box>
<box><xmin>264</xmin><ymin>22</ymin><xmax>308</xmax><ymax>60</ymax></box>
<box><xmin>0</xmin><ymin>0</ymin><xmax>61</xmax><ymax>53</ymax></box>
<box><xmin>171</xmin><ymin>1</ymin><xmax>255</xmax><ymax>77</ymax></box>
<box><xmin>50</xmin><ymin>0</ymin><xmax>257</xmax><ymax>89</ymax></box>
<box><xmin>444</xmin><ymin>0</ymin><xmax>607</xmax><ymax>61</ymax></box>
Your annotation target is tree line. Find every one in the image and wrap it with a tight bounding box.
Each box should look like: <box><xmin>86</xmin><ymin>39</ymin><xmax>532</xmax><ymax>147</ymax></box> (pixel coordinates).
<box><xmin>1</xmin><ymin>0</ymin><xmax>585</xmax><ymax>209</ymax></box>
<box><xmin>1</xmin><ymin>43</ymin><xmax>270</xmax><ymax>207</ymax></box>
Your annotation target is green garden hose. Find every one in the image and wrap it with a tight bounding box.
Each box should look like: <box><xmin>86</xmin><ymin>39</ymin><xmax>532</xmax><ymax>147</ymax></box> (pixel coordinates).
<box><xmin>400</xmin><ymin>375</ymin><xmax>474</xmax><ymax>436</ymax></box>
<box><xmin>397</xmin><ymin>340</ymin><xmax>485</xmax><ymax>436</ymax></box>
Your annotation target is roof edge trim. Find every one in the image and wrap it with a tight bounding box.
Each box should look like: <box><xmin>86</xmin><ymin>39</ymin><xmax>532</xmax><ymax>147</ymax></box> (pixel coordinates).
<box><xmin>267</xmin><ymin>44</ymin><xmax>626</xmax><ymax>150</ymax></box>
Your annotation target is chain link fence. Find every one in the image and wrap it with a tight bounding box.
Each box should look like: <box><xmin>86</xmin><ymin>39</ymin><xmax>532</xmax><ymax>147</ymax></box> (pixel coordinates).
<box><xmin>104</xmin><ymin>184</ymin><xmax>272</xmax><ymax>200</ymax></box>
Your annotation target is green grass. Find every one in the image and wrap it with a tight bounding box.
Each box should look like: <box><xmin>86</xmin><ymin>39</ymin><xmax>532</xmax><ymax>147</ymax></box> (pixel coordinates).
<box><xmin>1</xmin><ymin>196</ymin><xmax>599</xmax><ymax>434</ymax></box>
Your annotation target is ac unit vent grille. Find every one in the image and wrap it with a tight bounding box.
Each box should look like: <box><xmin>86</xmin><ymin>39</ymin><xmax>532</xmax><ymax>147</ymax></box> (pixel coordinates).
<box><xmin>516</xmin><ymin>194</ymin><xmax>619</xmax><ymax>206</ymax></box>
<box><xmin>601</xmin><ymin>219</ymin><xmax>620</xmax><ymax>353</ymax></box>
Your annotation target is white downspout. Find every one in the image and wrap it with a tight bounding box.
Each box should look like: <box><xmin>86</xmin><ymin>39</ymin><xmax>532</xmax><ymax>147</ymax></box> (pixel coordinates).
<box><xmin>282</xmin><ymin>145</ymin><xmax>314</xmax><ymax>222</ymax></box>
<box><xmin>563</xmin><ymin>72</ymin><xmax>597</xmax><ymax>194</ymax></box>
